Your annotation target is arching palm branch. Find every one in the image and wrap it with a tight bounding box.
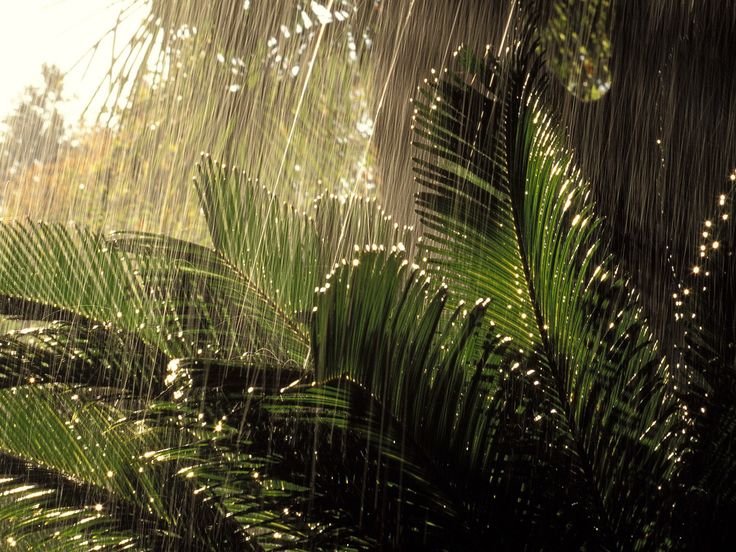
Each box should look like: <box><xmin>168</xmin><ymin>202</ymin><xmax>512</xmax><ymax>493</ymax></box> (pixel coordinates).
<box><xmin>390</xmin><ymin>32</ymin><xmax>681</xmax><ymax>547</ymax></box>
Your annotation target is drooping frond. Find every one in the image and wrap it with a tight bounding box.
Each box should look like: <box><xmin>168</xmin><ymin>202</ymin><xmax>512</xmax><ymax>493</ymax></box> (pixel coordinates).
<box><xmin>0</xmin><ymin>222</ymin><xmax>308</xmax><ymax>367</ymax></box>
<box><xmin>0</xmin><ymin>382</ymin><xmax>257</xmax><ymax>550</ymax></box>
<box><xmin>412</xmin><ymin>39</ymin><xmax>682</xmax><ymax>547</ymax></box>
<box><xmin>0</xmin><ymin>322</ymin><xmax>160</xmax><ymax>399</ymax></box>
<box><xmin>0</xmin><ymin>473</ymin><xmax>142</xmax><ymax>551</ymax></box>
<box><xmin>0</xmin><ymin>222</ymin><xmax>152</xmax><ymax>335</ymax></box>
<box><xmin>109</xmin><ymin>231</ymin><xmax>309</xmax><ymax>365</ymax></box>
<box><xmin>154</xmin><ymin>354</ymin><xmax>473</xmax><ymax>550</ymax></box>
<box><xmin>260</xmin><ymin>381</ymin><xmax>471</xmax><ymax>549</ymax></box>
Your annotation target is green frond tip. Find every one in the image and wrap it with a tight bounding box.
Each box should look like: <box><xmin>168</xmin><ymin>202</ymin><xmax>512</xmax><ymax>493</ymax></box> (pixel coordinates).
<box><xmin>193</xmin><ymin>154</ymin><xmax>411</xmax><ymax>318</ymax></box>
<box><xmin>412</xmin><ymin>42</ymin><xmax>683</xmax><ymax>547</ymax></box>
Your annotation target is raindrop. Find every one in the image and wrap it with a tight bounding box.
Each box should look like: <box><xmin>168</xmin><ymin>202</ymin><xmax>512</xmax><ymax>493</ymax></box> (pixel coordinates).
<box><xmin>310</xmin><ymin>2</ymin><xmax>333</xmax><ymax>24</ymax></box>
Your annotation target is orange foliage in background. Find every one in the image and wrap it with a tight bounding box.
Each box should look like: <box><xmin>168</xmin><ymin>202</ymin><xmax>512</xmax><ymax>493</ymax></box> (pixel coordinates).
<box><xmin>1</xmin><ymin>90</ymin><xmax>207</xmax><ymax>241</ymax></box>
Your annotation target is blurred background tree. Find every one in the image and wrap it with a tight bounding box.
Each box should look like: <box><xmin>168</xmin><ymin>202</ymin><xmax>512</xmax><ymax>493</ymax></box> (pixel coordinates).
<box><xmin>541</xmin><ymin>0</ymin><xmax>611</xmax><ymax>100</ymax></box>
<box><xmin>1</xmin><ymin>64</ymin><xmax>67</xmax><ymax>174</ymax></box>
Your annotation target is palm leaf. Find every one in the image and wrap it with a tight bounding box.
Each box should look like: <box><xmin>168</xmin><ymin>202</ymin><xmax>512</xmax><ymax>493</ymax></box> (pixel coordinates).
<box><xmin>309</xmin><ymin>248</ymin><xmax>500</xmax><ymax>544</ymax></box>
<box><xmin>0</xmin><ymin>222</ymin><xmax>152</xmax><ymax>335</ymax></box>
<box><xmin>411</xmin><ymin>37</ymin><xmax>681</xmax><ymax>547</ymax></box>
<box><xmin>0</xmin><ymin>322</ymin><xmax>160</xmax><ymax>392</ymax></box>
<box><xmin>0</xmin><ymin>472</ymin><xmax>142</xmax><ymax>551</ymax></box>
<box><xmin>0</xmin><ymin>381</ymin><xmax>261</xmax><ymax>550</ymax></box>
<box><xmin>194</xmin><ymin>156</ymin><xmax>409</xmax><ymax>319</ymax></box>
<box><xmin>0</xmin><ymin>221</ymin><xmax>307</xmax><ymax>367</ymax></box>
<box><xmin>109</xmin><ymin>231</ymin><xmax>309</xmax><ymax>365</ymax></box>
<box><xmin>150</xmin><ymin>353</ymin><xmax>473</xmax><ymax>549</ymax></box>
<box><xmin>136</xmin><ymin>357</ymin><xmax>375</xmax><ymax>550</ymax></box>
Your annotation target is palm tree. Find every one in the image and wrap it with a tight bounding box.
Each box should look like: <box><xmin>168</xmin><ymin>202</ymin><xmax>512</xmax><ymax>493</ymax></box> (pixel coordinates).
<box><xmin>0</xmin><ymin>20</ymin><xmax>732</xmax><ymax>551</ymax></box>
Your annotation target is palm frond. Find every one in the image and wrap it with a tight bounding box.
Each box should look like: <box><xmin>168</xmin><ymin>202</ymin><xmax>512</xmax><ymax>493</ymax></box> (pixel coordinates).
<box><xmin>0</xmin><ymin>222</ymin><xmax>152</xmax><ymax>337</ymax></box>
<box><xmin>260</xmin><ymin>381</ymin><xmax>470</xmax><ymax>550</ymax></box>
<box><xmin>109</xmin><ymin>231</ymin><xmax>309</xmax><ymax>365</ymax></box>
<box><xmin>149</xmin><ymin>353</ymin><xmax>473</xmax><ymax>549</ymax></box>
<box><xmin>411</xmin><ymin>38</ymin><xmax>681</xmax><ymax>547</ymax></box>
<box><xmin>0</xmin><ymin>385</ymin><xmax>165</xmax><ymax>528</ymax></box>
<box><xmin>0</xmin><ymin>472</ymin><xmax>142</xmax><ymax>551</ymax></box>
<box><xmin>0</xmin><ymin>382</ymin><xmax>261</xmax><ymax>550</ymax></box>
<box><xmin>139</xmin><ymin>384</ymin><xmax>375</xmax><ymax>551</ymax></box>
<box><xmin>308</xmin><ymin>248</ymin><xmax>500</xmax><ymax>543</ymax></box>
<box><xmin>0</xmin><ymin>221</ymin><xmax>308</xmax><ymax>368</ymax></box>
<box><xmin>0</xmin><ymin>322</ymin><xmax>160</xmax><ymax>391</ymax></box>
<box><xmin>194</xmin><ymin>156</ymin><xmax>408</xmax><ymax>318</ymax></box>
